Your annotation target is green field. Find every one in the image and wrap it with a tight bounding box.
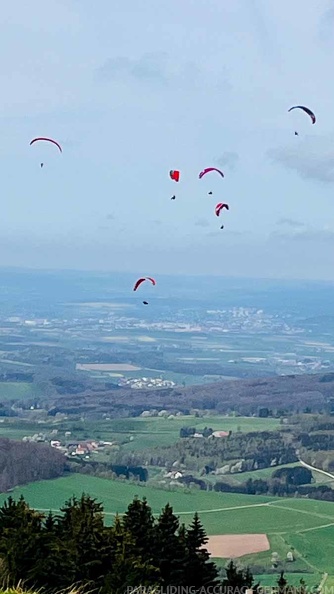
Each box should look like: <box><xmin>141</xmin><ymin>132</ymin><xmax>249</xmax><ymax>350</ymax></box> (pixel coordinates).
<box><xmin>254</xmin><ymin>573</ymin><xmax>322</xmax><ymax>588</ymax></box>
<box><xmin>0</xmin><ymin>381</ymin><xmax>37</xmax><ymax>401</ymax></box>
<box><xmin>0</xmin><ymin>419</ymin><xmax>46</xmax><ymax>440</ymax></box>
<box><xmin>0</xmin><ymin>475</ymin><xmax>277</xmax><ymax>521</ymax></box>
<box><xmin>2</xmin><ymin>473</ymin><xmax>334</xmax><ymax>583</ymax></box>
<box><xmin>228</xmin><ymin>463</ymin><xmax>302</xmax><ymax>484</ymax></box>
<box><xmin>120</xmin><ymin>417</ymin><xmax>281</xmax><ymax>450</ymax></box>
<box><xmin>0</xmin><ymin>414</ymin><xmax>280</xmax><ymax>449</ymax></box>
<box><xmin>0</xmin><ymin>411</ymin><xmax>331</xmax><ymax>586</ymax></box>
<box><xmin>14</xmin><ymin>415</ymin><xmax>279</xmax><ymax>452</ymax></box>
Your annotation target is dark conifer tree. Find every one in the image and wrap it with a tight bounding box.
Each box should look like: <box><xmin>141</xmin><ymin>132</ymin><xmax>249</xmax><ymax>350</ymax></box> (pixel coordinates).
<box><xmin>29</xmin><ymin>510</ymin><xmax>77</xmax><ymax>590</ymax></box>
<box><xmin>122</xmin><ymin>496</ymin><xmax>155</xmax><ymax>562</ymax></box>
<box><xmin>154</xmin><ymin>503</ymin><xmax>188</xmax><ymax>586</ymax></box>
<box><xmin>183</xmin><ymin>512</ymin><xmax>219</xmax><ymax>589</ymax></box>
<box><xmin>222</xmin><ymin>560</ymin><xmax>254</xmax><ymax>589</ymax></box>
<box><xmin>0</xmin><ymin>496</ymin><xmax>43</xmax><ymax>585</ymax></box>
<box><xmin>102</xmin><ymin>515</ymin><xmax>160</xmax><ymax>594</ymax></box>
<box><xmin>57</xmin><ymin>493</ymin><xmax>112</xmax><ymax>587</ymax></box>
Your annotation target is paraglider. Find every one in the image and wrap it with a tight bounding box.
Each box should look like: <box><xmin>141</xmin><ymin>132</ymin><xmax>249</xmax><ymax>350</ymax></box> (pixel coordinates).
<box><xmin>133</xmin><ymin>277</ymin><xmax>156</xmax><ymax>292</ymax></box>
<box><xmin>288</xmin><ymin>106</ymin><xmax>316</xmax><ymax>124</ymax></box>
<box><xmin>30</xmin><ymin>137</ymin><xmax>62</xmax><ymax>168</ymax></box>
<box><xmin>30</xmin><ymin>137</ymin><xmax>62</xmax><ymax>152</ymax></box>
<box><xmin>215</xmin><ymin>203</ymin><xmax>229</xmax><ymax>217</ymax></box>
<box><xmin>169</xmin><ymin>170</ymin><xmax>180</xmax><ymax>182</ymax></box>
<box><xmin>199</xmin><ymin>167</ymin><xmax>224</xmax><ymax>179</ymax></box>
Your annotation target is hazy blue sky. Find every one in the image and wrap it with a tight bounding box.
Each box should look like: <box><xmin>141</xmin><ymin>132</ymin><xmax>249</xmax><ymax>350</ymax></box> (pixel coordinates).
<box><xmin>1</xmin><ymin>0</ymin><xmax>334</xmax><ymax>279</ymax></box>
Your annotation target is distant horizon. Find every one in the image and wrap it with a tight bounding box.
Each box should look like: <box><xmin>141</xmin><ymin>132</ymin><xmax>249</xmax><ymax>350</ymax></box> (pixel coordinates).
<box><xmin>0</xmin><ymin>264</ymin><xmax>333</xmax><ymax>285</ymax></box>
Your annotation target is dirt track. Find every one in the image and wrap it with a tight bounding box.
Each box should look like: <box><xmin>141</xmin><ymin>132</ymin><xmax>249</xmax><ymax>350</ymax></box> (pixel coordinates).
<box><xmin>206</xmin><ymin>534</ymin><xmax>270</xmax><ymax>558</ymax></box>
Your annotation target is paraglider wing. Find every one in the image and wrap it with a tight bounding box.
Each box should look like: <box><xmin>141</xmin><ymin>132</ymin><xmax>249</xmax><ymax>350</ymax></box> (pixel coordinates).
<box><xmin>133</xmin><ymin>278</ymin><xmax>146</xmax><ymax>291</ymax></box>
<box><xmin>199</xmin><ymin>167</ymin><xmax>224</xmax><ymax>179</ymax></box>
<box><xmin>30</xmin><ymin>137</ymin><xmax>63</xmax><ymax>152</ymax></box>
<box><xmin>215</xmin><ymin>203</ymin><xmax>229</xmax><ymax>216</ymax></box>
<box><xmin>288</xmin><ymin>106</ymin><xmax>316</xmax><ymax>124</ymax></box>
<box><xmin>169</xmin><ymin>170</ymin><xmax>180</xmax><ymax>182</ymax></box>
<box><xmin>133</xmin><ymin>277</ymin><xmax>156</xmax><ymax>291</ymax></box>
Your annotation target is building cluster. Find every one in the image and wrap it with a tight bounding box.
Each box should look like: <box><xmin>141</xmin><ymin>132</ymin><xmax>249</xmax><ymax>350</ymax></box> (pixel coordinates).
<box><xmin>118</xmin><ymin>377</ymin><xmax>176</xmax><ymax>389</ymax></box>
<box><xmin>22</xmin><ymin>431</ymin><xmax>113</xmax><ymax>458</ymax></box>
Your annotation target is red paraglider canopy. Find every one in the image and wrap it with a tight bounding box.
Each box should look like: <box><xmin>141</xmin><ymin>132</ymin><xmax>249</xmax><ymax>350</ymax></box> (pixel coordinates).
<box><xmin>169</xmin><ymin>170</ymin><xmax>180</xmax><ymax>182</ymax></box>
<box><xmin>133</xmin><ymin>277</ymin><xmax>156</xmax><ymax>291</ymax></box>
<box><xmin>215</xmin><ymin>203</ymin><xmax>229</xmax><ymax>216</ymax></box>
<box><xmin>199</xmin><ymin>167</ymin><xmax>224</xmax><ymax>179</ymax></box>
<box><xmin>30</xmin><ymin>138</ymin><xmax>62</xmax><ymax>152</ymax></box>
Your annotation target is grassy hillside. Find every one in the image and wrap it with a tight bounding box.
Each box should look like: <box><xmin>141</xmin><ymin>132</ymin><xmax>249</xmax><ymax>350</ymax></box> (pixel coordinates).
<box><xmin>1</xmin><ymin>474</ymin><xmax>334</xmax><ymax>578</ymax></box>
<box><xmin>105</xmin><ymin>415</ymin><xmax>281</xmax><ymax>450</ymax></box>
<box><xmin>0</xmin><ymin>381</ymin><xmax>37</xmax><ymax>401</ymax></box>
<box><xmin>2</xmin><ymin>473</ymin><xmax>334</xmax><ymax>590</ymax></box>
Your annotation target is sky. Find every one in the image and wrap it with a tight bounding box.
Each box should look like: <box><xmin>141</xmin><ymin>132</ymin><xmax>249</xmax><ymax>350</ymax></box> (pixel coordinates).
<box><xmin>1</xmin><ymin>0</ymin><xmax>334</xmax><ymax>279</ymax></box>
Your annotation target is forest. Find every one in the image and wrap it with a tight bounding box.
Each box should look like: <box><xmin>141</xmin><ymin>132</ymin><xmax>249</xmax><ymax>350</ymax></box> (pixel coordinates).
<box><xmin>0</xmin><ymin>493</ymin><xmax>311</xmax><ymax>594</ymax></box>
<box><xmin>110</xmin><ymin>431</ymin><xmax>298</xmax><ymax>474</ymax></box>
<box><xmin>0</xmin><ymin>438</ymin><xmax>66</xmax><ymax>492</ymax></box>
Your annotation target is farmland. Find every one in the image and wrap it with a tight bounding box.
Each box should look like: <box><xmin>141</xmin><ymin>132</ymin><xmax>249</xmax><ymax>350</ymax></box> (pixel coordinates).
<box><xmin>0</xmin><ymin>414</ymin><xmax>280</xmax><ymax>444</ymax></box>
<box><xmin>1</xmin><ymin>473</ymin><xmax>334</xmax><ymax>587</ymax></box>
<box><xmin>0</xmin><ymin>381</ymin><xmax>37</xmax><ymax>401</ymax></box>
<box><xmin>2</xmin><ymin>272</ymin><xmax>334</xmax><ymax>587</ymax></box>
<box><xmin>76</xmin><ymin>363</ymin><xmax>141</xmax><ymax>372</ymax></box>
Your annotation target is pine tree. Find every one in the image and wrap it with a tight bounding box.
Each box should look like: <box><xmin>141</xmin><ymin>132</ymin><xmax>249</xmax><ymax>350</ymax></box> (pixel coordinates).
<box><xmin>57</xmin><ymin>493</ymin><xmax>112</xmax><ymax>588</ymax></box>
<box><xmin>28</xmin><ymin>511</ymin><xmax>77</xmax><ymax>590</ymax></box>
<box><xmin>102</xmin><ymin>515</ymin><xmax>160</xmax><ymax>594</ymax></box>
<box><xmin>153</xmin><ymin>503</ymin><xmax>188</xmax><ymax>586</ymax></box>
<box><xmin>122</xmin><ymin>496</ymin><xmax>155</xmax><ymax>562</ymax></box>
<box><xmin>222</xmin><ymin>560</ymin><xmax>254</xmax><ymax>589</ymax></box>
<box><xmin>0</xmin><ymin>496</ymin><xmax>44</xmax><ymax>585</ymax></box>
<box><xmin>183</xmin><ymin>512</ymin><xmax>219</xmax><ymax>590</ymax></box>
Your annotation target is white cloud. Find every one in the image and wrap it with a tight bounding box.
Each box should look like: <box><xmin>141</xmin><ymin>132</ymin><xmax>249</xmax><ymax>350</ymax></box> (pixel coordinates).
<box><xmin>268</xmin><ymin>136</ymin><xmax>334</xmax><ymax>183</ymax></box>
<box><xmin>98</xmin><ymin>52</ymin><xmax>169</xmax><ymax>84</ymax></box>
<box><xmin>214</xmin><ymin>152</ymin><xmax>239</xmax><ymax>170</ymax></box>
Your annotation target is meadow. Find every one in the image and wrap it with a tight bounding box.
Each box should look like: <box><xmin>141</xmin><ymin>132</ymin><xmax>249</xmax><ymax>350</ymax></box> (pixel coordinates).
<box><xmin>68</xmin><ymin>414</ymin><xmax>281</xmax><ymax>450</ymax></box>
<box><xmin>119</xmin><ymin>415</ymin><xmax>281</xmax><ymax>449</ymax></box>
<box><xmin>1</xmin><ymin>473</ymin><xmax>334</xmax><ymax>587</ymax></box>
<box><xmin>0</xmin><ymin>381</ymin><xmax>37</xmax><ymax>401</ymax></box>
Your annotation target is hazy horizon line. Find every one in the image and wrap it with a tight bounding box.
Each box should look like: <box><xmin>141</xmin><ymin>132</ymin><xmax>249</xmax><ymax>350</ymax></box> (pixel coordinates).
<box><xmin>0</xmin><ymin>264</ymin><xmax>333</xmax><ymax>285</ymax></box>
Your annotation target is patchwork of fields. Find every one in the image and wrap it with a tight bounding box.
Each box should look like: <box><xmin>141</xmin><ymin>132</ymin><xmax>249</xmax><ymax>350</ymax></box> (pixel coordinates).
<box><xmin>1</xmin><ymin>473</ymin><xmax>334</xmax><ymax>588</ymax></box>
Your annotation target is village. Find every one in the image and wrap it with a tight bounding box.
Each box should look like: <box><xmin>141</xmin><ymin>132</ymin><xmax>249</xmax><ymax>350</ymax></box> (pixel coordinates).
<box><xmin>22</xmin><ymin>431</ymin><xmax>115</xmax><ymax>459</ymax></box>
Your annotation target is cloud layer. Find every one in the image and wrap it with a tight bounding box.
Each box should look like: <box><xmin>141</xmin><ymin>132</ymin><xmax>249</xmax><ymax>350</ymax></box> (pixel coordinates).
<box><xmin>268</xmin><ymin>136</ymin><xmax>334</xmax><ymax>183</ymax></box>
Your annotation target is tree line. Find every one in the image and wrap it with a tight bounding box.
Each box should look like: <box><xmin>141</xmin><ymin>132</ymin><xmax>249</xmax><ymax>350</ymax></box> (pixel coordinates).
<box><xmin>0</xmin><ymin>493</ymin><xmax>246</xmax><ymax>593</ymax></box>
<box><xmin>111</xmin><ymin>431</ymin><xmax>298</xmax><ymax>474</ymax></box>
<box><xmin>0</xmin><ymin>493</ymin><xmax>313</xmax><ymax>594</ymax></box>
<box><xmin>0</xmin><ymin>438</ymin><xmax>66</xmax><ymax>493</ymax></box>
